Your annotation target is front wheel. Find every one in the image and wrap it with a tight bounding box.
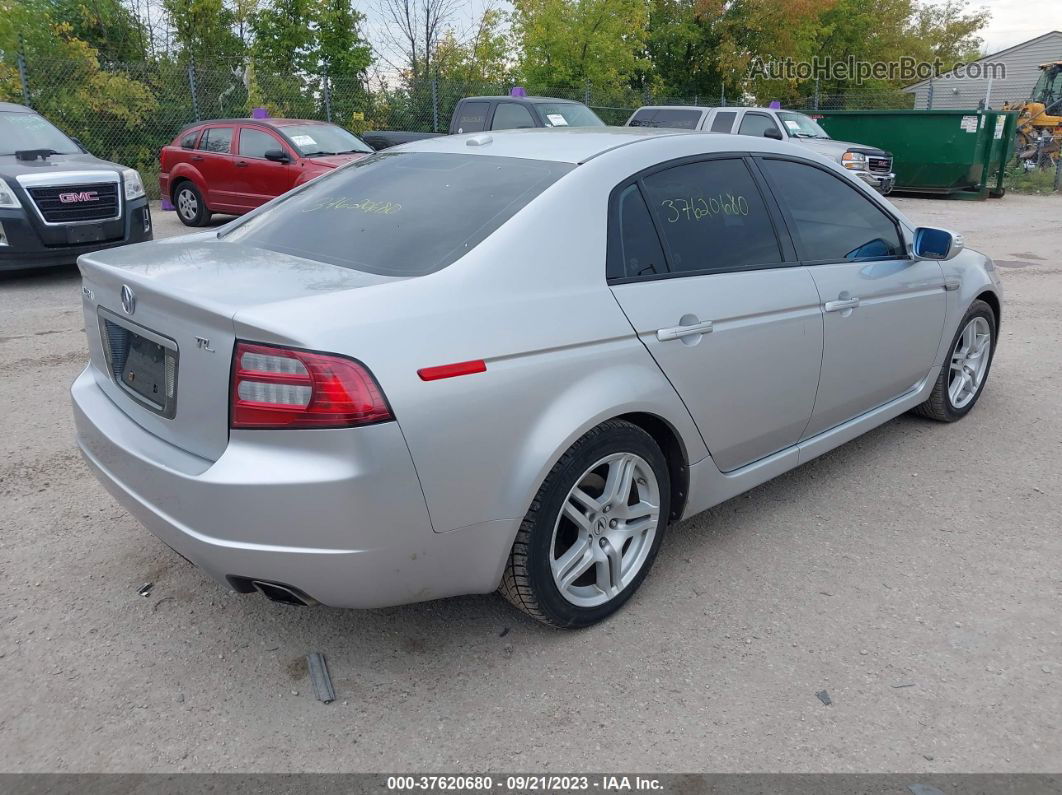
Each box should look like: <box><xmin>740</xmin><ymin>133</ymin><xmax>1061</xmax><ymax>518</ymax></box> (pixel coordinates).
<box><xmin>500</xmin><ymin>420</ymin><xmax>670</xmax><ymax>628</ymax></box>
<box><xmin>913</xmin><ymin>299</ymin><xmax>997</xmax><ymax>422</ymax></box>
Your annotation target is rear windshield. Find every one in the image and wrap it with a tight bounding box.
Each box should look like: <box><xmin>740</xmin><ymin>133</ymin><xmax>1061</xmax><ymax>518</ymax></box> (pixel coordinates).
<box><xmin>629</xmin><ymin>108</ymin><xmax>701</xmax><ymax>129</ymax></box>
<box><xmin>535</xmin><ymin>103</ymin><xmax>605</xmax><ymax>128</ymax></box>
<box><xmin>222</xmin><ymin>152</ymin><xmax>573</xmax><ymax>276</ymax></box>
<box><xmin>0</xmin><ymin>111</ymin><xmax>80</xmax><ymax>155</ymax></box>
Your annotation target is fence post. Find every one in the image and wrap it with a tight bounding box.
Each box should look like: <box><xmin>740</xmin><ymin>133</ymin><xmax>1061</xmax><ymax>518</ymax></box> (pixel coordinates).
<box><xmin>584</xmin><ymin>79</ymin><xmax>591</xmax><ymax>106</ymax></box>
<box><xmin>187</xmin><ymin>62</ymin><xmax>200</xmax><ymax>121</ymax></box>
<box><xmin>720</xmin><ymin>86</ymin><xmax>725</xmax><ymax>106</ymax></box>
<box><xmin>927</xmin><ymin>76</ymin><xmax>934</xmax><ymax>111</ymax></box>
<box><xmin>431</xmin><ymin>76</ymin><xmax>439</xmax><ymax>133</ymax></box>
<box><xmin>17</xmin><ymin>36</ymin><xmax>31</xmax><ymax>107</ymax></box>
<box><xmin>1055</xmin><ymin>152</ymin><xmax>1062</xmax><ymax>193</ymax></box>
<box><xmin>323</xmin><ymin>63</ymin><xmax>332</xmax><ymax>122</ymax></box>
<box><xmin>813</xmin><ymin>78</ymin><xmax>820</xmax><ymax>111</ymax></box>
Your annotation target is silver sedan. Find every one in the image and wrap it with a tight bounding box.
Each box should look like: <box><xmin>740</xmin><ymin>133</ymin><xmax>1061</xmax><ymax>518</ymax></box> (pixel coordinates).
<box><xmin>71</xmin><ymin>128</ymin><xmax>1002</xmax><ymax>627</ymax></box>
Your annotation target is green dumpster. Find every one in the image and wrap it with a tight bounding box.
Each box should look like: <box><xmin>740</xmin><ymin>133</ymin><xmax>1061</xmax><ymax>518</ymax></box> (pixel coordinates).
<box><xmin>812</xmin><ymin>110</ymin><xmax>1018</xmax><ymax>199</ymax></box>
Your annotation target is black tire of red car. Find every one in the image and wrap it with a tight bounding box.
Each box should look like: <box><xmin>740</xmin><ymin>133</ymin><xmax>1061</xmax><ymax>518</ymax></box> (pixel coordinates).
<box><xmin>173</xmin><ymin>181</ymin><xmax>211</xmax><ymax>227</ymax></box>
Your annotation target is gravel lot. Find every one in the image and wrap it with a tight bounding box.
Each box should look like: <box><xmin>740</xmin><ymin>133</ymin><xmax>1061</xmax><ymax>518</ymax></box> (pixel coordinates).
<box><xmin>1</xmin><ymin>195</ymin><xmax>1059</xmax><ymax>773</ymax></box>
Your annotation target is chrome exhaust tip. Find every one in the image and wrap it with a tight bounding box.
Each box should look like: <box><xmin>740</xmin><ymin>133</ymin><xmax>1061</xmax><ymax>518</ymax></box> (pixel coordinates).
<box><xmin>250</xmin><ymin>580</ymin><xmax>317</xmax><ymax>607</ymax></box>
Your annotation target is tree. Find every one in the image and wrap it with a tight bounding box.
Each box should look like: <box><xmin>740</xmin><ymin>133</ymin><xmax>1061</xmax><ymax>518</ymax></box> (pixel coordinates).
<box><xmin>511</xmin><ymin>0</ymin><xmax>650</xmax><ymax>94</ymax></box>
<box><xmin>47</xmin><ymin>0</ymin><xmax>151</xmax><ymax>62</ymax></box>
<box><xmin>162</xmin><ymin>0</ymin><xmax>244</xmax><ymax>62</ymax></box>
<box><xmin>378</xmin><ymin>0</ymin><xmax>460</xmax><ymax>82</ymax></box>
<box><xmin>433</xmin><ymin>7</ymin><xmax>512</xmax><ymax>86</ymax></box>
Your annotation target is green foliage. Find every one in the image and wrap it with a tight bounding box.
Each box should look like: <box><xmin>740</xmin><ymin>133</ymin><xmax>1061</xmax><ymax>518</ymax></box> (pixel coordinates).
<box><xmin>163</xmin><ymin>0</ymin><xmax>245</xmax><ymax>62</ymax></box>
<box><xmin>511</xmin><ymin>0</ymin><xmax>650</xmax><ymax>93</ymax></box>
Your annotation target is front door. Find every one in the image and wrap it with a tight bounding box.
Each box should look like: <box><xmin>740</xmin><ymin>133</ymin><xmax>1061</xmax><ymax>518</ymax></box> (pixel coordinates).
<box><xmin>758</xmin><ymin>156</ymin><xmax>947</xmax><ymax>437</ymax></box>
<box><xmin>233</xmin><ymin>126</ymin><xmax>298</xmax><ymax>209</ymax></box>
<box><xmin>608</xmin><ymin>156</ymin><xmax>824</xmax><ymax>472</ymax></box>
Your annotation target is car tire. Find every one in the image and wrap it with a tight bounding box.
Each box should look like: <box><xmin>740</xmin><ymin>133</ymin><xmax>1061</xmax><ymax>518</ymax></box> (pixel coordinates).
<box><xmin>912</xmin><ymin>299</ymin><xmax>997</xmax><ymax>422</ymax></box>
<box><xmin>173</xmin><ymin>181</ymin><xmax>211</xmax><ymax>227</ymax></box>
<box><xmin>500</xmin><ymin>419</ymin><xmax>671</xmax><ymax>628</ymax></box>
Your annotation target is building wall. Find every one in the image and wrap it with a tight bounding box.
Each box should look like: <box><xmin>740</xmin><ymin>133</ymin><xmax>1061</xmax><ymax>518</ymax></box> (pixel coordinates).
<box><xmin>904</xmin><ymin>31</ymin><xmax>1062</xmax><ymax>110</ymax></box>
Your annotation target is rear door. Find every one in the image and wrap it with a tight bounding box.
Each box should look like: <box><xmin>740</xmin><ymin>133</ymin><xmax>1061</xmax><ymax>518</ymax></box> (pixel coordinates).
<box><xmin>703</xmin><ymin>110</ymin><xmax>738</xmax><ymax>132</ymax></box>
<box><xmin>233</xmin><ymin>126</ymin><xmax>298</xmax><ymax>208</ymax></box>
<box><xmin>737</xmin><ymin>111</ymin><xmax>783</xmax><ymax>139</ymax></box>
<box><xmin>195</xmin><ymin>126</ymin><xmax>240</xmax><ymax>211</ymax></box>
<box><xmin>757</xmin><ymin>156</ymin><xmax>947</xmax><ymax>437</ymax></box>
<box><xmin>608</xmin><ymin>155</ymin><xmax>824</xmax><ymax>472</ymax></box>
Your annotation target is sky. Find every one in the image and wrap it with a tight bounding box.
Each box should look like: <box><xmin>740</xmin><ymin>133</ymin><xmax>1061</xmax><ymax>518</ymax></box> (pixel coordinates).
<box><xmin>976</xmin><ymin>0</ymin><xmax>1062</xmax><ymax>52</ymax></box>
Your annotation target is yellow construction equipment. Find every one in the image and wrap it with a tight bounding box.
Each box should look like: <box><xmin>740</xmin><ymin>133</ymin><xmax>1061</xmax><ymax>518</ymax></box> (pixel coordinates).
<box><xmin>1004</xmin><ymin>61</ymin><xmax>1062</xmax><ymax>168</ymax></box>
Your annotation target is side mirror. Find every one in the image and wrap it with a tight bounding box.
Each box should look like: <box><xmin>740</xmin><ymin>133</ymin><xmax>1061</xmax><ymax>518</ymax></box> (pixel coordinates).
<box><xmin>763</xmin><ymin>127</ymin><xmax>784</xmax><ymax>140</ymax></box>
<box><xmin>264</xmin><ymin>149</ymin><xmax>292</xmax><ymax>163</ymax></box>
<box><xmin>914</xmin><ymin>227</ymin><xmax>964</xmax><ymax>261</ymax></box>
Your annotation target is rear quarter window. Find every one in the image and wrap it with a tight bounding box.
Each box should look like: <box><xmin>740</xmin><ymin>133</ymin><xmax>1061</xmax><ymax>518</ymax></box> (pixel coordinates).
<box><xmin>454</xmin><ymin>102</ymin><xmax>489</xmax><ymax>133</ymax></box>
<box><xmin>223</xmin><ymin>152</ymin><xmax>573</xmax><ymax>277</ymax></box>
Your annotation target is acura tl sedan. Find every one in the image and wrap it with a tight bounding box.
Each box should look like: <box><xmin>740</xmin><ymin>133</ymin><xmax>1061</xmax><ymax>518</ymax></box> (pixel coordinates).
<box><xmin>72</xmin><ymin>128</ymin><xmax>1001</xmax><ymax>628</ymax></box>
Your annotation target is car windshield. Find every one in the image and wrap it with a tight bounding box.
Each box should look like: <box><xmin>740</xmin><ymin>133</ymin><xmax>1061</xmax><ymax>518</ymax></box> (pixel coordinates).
<box><xmin>777</xmin><ymin>112</ymin><xmax>831</xmax><ymax>139</ymax></box>
<box><xmin>535</xmin><ymin>103</ymin><xmax>605</xmax><ymax>128</ymax></box>
<box><xmin>0</xmin><ymin>111</ymin><xmax>81</xmax><ymax>155</ymax></box>
<box><xmin>281</xmin><ymin>123</ymin><xmax>373</xmax><ymax>156</ymax></box>
<box><xmin>222</xmin><ymin>152</ymin><xmax>573</xmax><ymax>276</ymax></box>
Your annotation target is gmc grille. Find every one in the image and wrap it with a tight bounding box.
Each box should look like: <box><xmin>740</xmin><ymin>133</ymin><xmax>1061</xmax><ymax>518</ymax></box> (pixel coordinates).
<box><xmin>868</xmin><ymin>156</ymin><xmax>892</xmax><ymax>174</ymax></box>
<box><xmin>27</xmin><ymin>182</ymin><xmax>120</xmax><ymax>223</ymax></box>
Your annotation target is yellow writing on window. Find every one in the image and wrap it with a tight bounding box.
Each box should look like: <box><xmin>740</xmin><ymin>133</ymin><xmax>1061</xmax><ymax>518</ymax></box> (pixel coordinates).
<box><xmin>303</xmin><ymin>197</ymin><xmax>402</xmax><ymax>215</ymax></box>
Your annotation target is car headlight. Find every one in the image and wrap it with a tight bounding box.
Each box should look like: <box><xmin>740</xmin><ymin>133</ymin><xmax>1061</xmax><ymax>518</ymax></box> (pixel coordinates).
<box><xmin>0</xmin><ymin>180</ymin><xmax>21</xmax><ymax>209</ymax></box>
<box><xmin>841</xmin><ymin>151</ymin><xmax>867</xmax><ymax>170</ymax></box>
<box><xmin>122</xmin><ymin>168</ymin><xmax>146</xmax><ymax>201</ymax></box>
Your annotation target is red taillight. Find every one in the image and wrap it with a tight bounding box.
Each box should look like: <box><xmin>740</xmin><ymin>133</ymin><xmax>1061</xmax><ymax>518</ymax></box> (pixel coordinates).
<box><xmin>231</xmin><ymin>342</ymin><xmax>393</xmax><ymax>429</ymax></box>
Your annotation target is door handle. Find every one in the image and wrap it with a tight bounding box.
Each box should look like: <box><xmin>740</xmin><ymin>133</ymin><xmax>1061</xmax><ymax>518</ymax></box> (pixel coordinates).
<box><xmin>657</xmin><ymin>320</ymin><xmax>714</xmax><ymax>341</ymax></box>
<box><xmin>191</xmin><ymin>155</ymin><xmax>204</xmax><ymax>162</ymax></box>
<box><xmin>824</xmin><ymin>297</ymin><xmax>861</xmax><ymax>313</ymax></box>
<box><xmin>235</xmin><ymin>160</ymin><xmax>249</xmax><ymax>167</ymax></box>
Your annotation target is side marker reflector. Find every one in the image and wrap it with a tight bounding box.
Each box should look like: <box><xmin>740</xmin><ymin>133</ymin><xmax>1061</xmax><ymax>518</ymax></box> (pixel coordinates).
<box><xmin>417</xmin><ymin>360</ymin><xmax>487</xmax><ymax>381</ymax></box>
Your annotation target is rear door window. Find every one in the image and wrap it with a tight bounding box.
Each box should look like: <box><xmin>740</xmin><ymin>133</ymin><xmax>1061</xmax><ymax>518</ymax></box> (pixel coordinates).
<box><xmin>759</xmin><ymin>158</ymin><xmax>904</xmax><ymax>262</ymax></box>
<box><xmin>491</xmin><ymin>103</ymin><xmax>536</xmax><ymax>130</ymax></box>
<box><xmin>454</xmin><ymin>102</ymin><xmax>489</xmax><ymax>133</ymax></box>
<box><xmin>638</xmin><ymin>158</ymin><xmax>783</xmax><ymax>275</ymax></box>
<box><xmin>223</xmin><ymin>152</ymin><xmax>573</xmax><ymax>276</ymax></box>
<box><xmin>199</xmin><ymin>127</ymin><xmax>234</xmax><ymax>154</ymax></box>
<box><xmin>709</xmin><ymin>111</ymin><xmax>737</xmax><ymax>132</ymax></box>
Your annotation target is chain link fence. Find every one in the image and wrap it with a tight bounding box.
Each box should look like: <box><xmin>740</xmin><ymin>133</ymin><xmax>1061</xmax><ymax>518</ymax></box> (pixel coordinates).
<box><xmin>13</xmin><ymin>52</ymin><xmax>1024</xmax><ymax>200</ymax></box>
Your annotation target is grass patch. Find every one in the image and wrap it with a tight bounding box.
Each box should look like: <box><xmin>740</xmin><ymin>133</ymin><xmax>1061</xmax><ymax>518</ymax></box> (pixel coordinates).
<box><xmin>1003</xmin><ymin>165</ymin><xmax>1060</xmax><ymax>195</ymax></box>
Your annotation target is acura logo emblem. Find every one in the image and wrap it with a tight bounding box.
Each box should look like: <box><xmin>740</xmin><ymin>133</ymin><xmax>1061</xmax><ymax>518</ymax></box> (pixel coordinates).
<box><xmin>120</xmin><ymin>284</ymin><xmax>136</xmax><ymax>315</ymax></box>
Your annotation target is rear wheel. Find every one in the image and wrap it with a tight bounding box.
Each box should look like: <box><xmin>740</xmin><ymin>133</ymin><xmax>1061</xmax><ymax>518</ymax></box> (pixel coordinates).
<box><xmin>174</xmin><ymin>181</ymin><xmax>211</xmax><ymax>227</ymax></box>
<box><xmin>913</xmin><ymin>299</ymin><xmax>996</xmax><ymax>422</ymax></box>
<box><xmin>500</xmin><ymin>420</ymin><xmax>670</xmax><ymax>628</ymax></box>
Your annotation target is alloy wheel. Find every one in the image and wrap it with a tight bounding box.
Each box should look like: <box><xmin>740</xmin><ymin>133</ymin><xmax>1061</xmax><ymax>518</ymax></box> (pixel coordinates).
<box><xmin>550</xmin><ymin>452</ymin><xmax>661</xmax><ymax>608</ymax></box>
<box><xmin>177</xmin><ymin>188</ymin><xmax>198</xmax><ymax>221</ymax></box>
<box><xmin>948</xmin><ymin>316</ymin><xmax>992</xmax><ymax>409</ymax></box>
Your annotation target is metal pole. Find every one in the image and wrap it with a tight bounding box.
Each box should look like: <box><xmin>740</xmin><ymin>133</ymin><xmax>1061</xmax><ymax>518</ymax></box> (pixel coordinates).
<box><xmin>813</xmin><ymin>78</ymin><xmax>820</xmax><ymax>111</ymax></box>
<box><xmin>927</xmin><ymin>76</ymin><xmax>934</xmax><ymax>111</ymax></box>
<box><xmin>17</xmin><ymin>37</ymin><xmax>31</xmax><ymax>107</ymax></box>
<box><xmin>720</xmin><ymin>85</ymin><xmax>725</xmax><ymax>106</ymax></box>
<box><xmin>984</xmin><ymin>76</ymin><xmax>993</xmax><ymax>109</ymax></box>
<box><xmin>431</xmin><ymin>75</ymin><xmax>439</xmax><ymax>133</ymax></box>
<box><xmin>323</xmin><ymin>64</ymin><xmax>332</xmax><ymax>123</ymax></box>
<box><xmin>1055</xmin><ymin>149</ymin><xmax>1062</xmax><ymax>192</ymax></box>
<box><xmin>187</xmin><ymin>62</ymin><xmax>200</xmax><ymax>121</ymax></box>
<box><xmin>584</xmin><ymin>79</ymin><xmax>591</xmax><ymax>106</ymax></box>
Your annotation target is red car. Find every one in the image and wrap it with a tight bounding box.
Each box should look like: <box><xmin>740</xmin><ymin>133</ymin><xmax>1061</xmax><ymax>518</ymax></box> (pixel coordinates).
<box><xmin>159</xmin><ymin>118</ymin><xmax>373</xmax><ymax>226</ymax></box>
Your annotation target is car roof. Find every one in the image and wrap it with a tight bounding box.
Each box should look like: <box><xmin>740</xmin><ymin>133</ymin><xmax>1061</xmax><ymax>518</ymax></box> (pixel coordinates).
<box><xmin>460</xmin><ymin>96</ymin><xmax>584</xmax><ymax>104</ymax></box>
<box><xmin>185</xmin><ymin>118</ymin><xmax>334</xmax><ymax>129</ymax></box>
<box><xmin>397</xmin><ymin>126</ymin><xmax>812</xmax><ymax>164</ymax></box>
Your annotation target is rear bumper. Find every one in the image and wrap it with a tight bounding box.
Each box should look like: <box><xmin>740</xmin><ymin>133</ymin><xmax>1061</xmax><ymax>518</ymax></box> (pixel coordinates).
<box><xmin>0</xmin><ymin>199</ymin><xmax>152</xmax><ymax>271</ymax></box>
<box><xmin>71</xmin><ymin>366</ymin><xmax>512</xmax><ymax>608</ymax></box>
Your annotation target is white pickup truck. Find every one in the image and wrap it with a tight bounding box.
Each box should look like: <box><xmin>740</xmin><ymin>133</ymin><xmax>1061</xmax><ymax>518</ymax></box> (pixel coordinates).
<box><xmin>626</xmin><ymin>105</ymin><xmax>896</xmax><ymax>195</ymax></box>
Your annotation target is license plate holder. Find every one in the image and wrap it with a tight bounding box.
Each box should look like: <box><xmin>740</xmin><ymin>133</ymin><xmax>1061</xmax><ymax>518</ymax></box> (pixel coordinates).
<box><xmin>123</xmin><ymin>332</ymin><xmax>169</xmax><ymax>405</ymax></box>
<box><xmin>67</xmin><ymin>224</ymin><xmax>105</xmax><ymax>244</ymax></box>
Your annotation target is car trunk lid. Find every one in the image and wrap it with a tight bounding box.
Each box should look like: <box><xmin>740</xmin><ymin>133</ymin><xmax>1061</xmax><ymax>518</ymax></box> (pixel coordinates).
<box><xmin>78</xmin><ymin>237</ymin><xmax>401</xmax><ymax>461</ymax></box>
